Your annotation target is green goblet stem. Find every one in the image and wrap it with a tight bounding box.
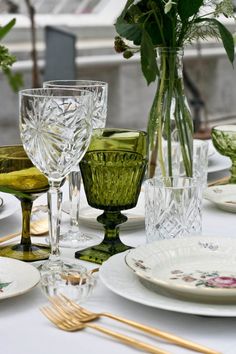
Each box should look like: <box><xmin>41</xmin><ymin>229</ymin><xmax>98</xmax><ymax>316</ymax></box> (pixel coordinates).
<box><xmin>20</xmin><ymin>198</ymin><xmax>33</xmax><ymax>247</ymax></box>
<box><xmin>97</xmin><ymin>211</ymin><xmax>128</xmax><ymax>249</ymax></box>
<box><xmin>230</xmin><ymin>159</ymin><xmax>236</xmax><ymax>183</ymax></box>
<box><xmin>76</xmin><ymin>211</ymin><xmax>131</xmax><ymax>264</ymax></box>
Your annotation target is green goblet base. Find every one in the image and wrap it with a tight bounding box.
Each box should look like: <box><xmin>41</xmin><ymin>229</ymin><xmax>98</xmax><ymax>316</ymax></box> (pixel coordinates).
<box><xmin>0</xmin><ymin>243</ymin><xmax>50</xmax><ymax>262</ymax></box>
<box><xmin>75</xmin><ymin>239</ymin><xmax>132</xmax><ymax>264</ymax></box>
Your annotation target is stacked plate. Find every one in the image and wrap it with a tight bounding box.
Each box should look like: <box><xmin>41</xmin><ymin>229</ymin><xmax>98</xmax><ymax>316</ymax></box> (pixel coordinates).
<box><xmin>204</xmin><ymin>184</ymin><xmax>236</xmax><ymax>213</ymax></box>
<box><xmin>100</xmin><ymin>236</ymin><xmax>236</xmax><ymax>317</ymax></box>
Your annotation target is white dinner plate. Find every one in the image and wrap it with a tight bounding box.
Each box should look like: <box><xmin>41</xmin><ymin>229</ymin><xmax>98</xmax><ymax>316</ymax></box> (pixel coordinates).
<box><xmin>204</xmin><ymin>184</ymin><xmax>236</xmax><ymax>213</ymax></box>
<box><xmin>100</xmin><ymin>250</ymin><xmax>236</xmax><ymax>317</ymax></box>
<box><xmin>208</xmin><ymin>145</ymin><xmax>215</xmax><ymax>159</ymax></box>
<box><xmin>0</xmin><ymin>257</ymin><xmax>40</xmax><ymax>300</ymax></box>
<box><xmin>207</xmin><ymin>153</ymin><xmax>231</xmax><ymax>174</ymax></box>
<box><xmin>125</xmin><ymin>236</ymin><xmax>236</xmax><ymax>303</ymax></box>
<box><xmin>0</xmin><ymin>192</ymin><xmax>19</xmax><ymax>220</ymax></box>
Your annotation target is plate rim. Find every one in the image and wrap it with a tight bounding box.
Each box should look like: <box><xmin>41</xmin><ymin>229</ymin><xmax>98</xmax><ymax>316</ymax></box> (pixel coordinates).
<box><xmin>0</xmin><ymin>192</ymin><xmax>20</xmax><ymax>220</ymax></box>
<box><xmin>99</xmin><ymin>250</ymin><xmax>236</xmax><ymax>317</ymax></box>
<box><xmin>0</xmin><ymin>256</ymin><xmax>40</xmax><ymax>300</ymax></box>
<box><xmin>204</xmin><ymin>185</ymin><xmax>236</xmax><ymax>212</ymax></box>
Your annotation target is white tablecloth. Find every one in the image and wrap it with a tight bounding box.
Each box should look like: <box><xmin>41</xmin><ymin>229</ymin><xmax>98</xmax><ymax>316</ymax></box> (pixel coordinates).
<box><xmin>1</xmin><ymin>154</ymin><xmax>235</xmax><ymax>354</ymax></box>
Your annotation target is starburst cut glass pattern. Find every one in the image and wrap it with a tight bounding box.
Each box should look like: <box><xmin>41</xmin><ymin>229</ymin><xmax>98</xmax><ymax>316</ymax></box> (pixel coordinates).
<box><xmin>19</xmin><ymin>88</ymin><xmax>93</xmax><ymax>272</ymax></box>
<box><xmin>20</xmin><ymin>89</ymin><xmax>92</xmax><ymax>181</ymax></box>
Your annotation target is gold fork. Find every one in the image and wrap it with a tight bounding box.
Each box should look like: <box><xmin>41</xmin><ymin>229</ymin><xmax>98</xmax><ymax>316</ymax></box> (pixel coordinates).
<box><xmin>40</xmin><ymin>304</ymin><xmax>170</xmax><ymax>354</ymax></box>
<box><xmin>49</xmin><ymin>295</ymin><xmax>220</xmax><ymax>354</ymax></box>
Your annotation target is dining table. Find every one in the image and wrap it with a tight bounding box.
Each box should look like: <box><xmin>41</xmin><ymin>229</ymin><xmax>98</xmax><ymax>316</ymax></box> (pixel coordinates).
<box><xmin>1</xmin><ymin>146</ymin><xmax>236</xmax><ymax>354</ymax></box>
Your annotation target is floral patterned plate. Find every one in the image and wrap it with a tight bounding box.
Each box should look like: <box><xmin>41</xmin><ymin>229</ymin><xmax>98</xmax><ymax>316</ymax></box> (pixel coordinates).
<box><xmin>204</xmin><ymin>185</ymin><xmax>236</xmax><ymax>213</ymax></box>
<box><xmin>125</xmin><ymin>236</ymin><xmax>236</xmax><ymax>303</ymax></box>
<box><xmin>100</xmin><ymin>251</ymin><xmax>236</xmax><ymax>316</ymax></box>
<box><xmin>0</xmin><ymin>257</ymin><xmax>40</xmax><ymax>300</ymax></box>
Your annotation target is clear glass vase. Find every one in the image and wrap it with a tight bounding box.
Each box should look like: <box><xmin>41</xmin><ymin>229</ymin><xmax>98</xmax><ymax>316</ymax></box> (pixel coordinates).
<box><xmin>147</xmin><ymin>47</ymin><xmax>193</xmax><ymax>178</ymax></box>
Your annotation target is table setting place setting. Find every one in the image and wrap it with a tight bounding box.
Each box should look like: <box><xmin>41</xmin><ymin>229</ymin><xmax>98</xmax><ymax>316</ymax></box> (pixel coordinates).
<box><xmin>0</xmin><ymin>83</ymin><xmax>236</xmax><ymax>354</ymax></box>
<box><xmin>2</xmin><ymin>2</ymin><xmax>236</xmax><ymax>353</ymax></box>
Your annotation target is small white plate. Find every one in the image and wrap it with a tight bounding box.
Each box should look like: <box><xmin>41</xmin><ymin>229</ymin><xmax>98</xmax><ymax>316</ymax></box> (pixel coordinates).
<box><xmin>0</xmin><ymin>192</ymin><xmax>19</xmax><ymax>220</ymax></box>
<box><xmin>204</xmin><ymin>184</ymin><xmax>236</xmax><ymax>213</ymax></box>
<box><xmin>125</xmin><ymin>236</ymin><xmax>236</xmax><ymax>303</ymax></box>
<box><xmin>207</xmin><ymin>153</ymin><xmax>231</xmax><ymax>174</ymax></box>
<box><xmin>100</xmin><ymin>251</ymin><xmax>236</xmax><ymax>317</ymax></box>
<box><xmin>0</xmin><ymin>257</ymin><xmax>40</xmax><ymax>300</ymax></box>
<box><xmin>62</xmin><ymin>191</ymin><xmax>145</xmax><ymax>231</ymax></box>
<box><xmin>80</xmin><ymin>206</ymin><xmax>144</xmax><ymax>231</ymax></box>
<box><xmin>208</xmin><ymin>145</ymin><xmax>215</xmax><ymax>159</ymax></box>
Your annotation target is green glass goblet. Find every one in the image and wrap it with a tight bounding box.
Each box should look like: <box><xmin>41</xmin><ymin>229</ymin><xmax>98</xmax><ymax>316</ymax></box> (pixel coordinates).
<box><xmin>211</xmin><ymin>125</ymin><xmax>236</xmax><ymax>183</ymax></box>
<box><xmin>0</xmin><ymin>145</ymin><xmax>50</xmax><ymax>261</ymax></box>
<box><xmin>75</xmin><ymin>129</ymin><xmax>147</xmax><ymax>264</ymax></box>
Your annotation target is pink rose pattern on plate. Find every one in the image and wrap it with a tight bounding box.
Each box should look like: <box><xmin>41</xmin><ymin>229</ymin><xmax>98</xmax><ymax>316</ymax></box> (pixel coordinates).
<box><xmin>170</xmin><ymin>270</ymin><xmax>236</xmax><ymax>289</ymax></box>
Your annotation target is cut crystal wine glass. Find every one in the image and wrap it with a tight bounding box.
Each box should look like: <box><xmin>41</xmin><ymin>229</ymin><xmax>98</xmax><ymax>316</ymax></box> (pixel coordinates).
<box><xmin>43</xmin><ymin>80</ymin><xmax>108</xmax><ymax>248</ymax></box>
<box><xmin>19</xmin><ymin>88</ymin><xmax>93</xmax><ymax>271</ymax></box>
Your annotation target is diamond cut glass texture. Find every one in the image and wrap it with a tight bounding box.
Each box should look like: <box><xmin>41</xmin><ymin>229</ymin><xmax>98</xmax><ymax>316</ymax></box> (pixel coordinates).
<box><xmin>20</xmin><ymin>89</ymin><xmax>92</xmax><ymax>181</ymax></box>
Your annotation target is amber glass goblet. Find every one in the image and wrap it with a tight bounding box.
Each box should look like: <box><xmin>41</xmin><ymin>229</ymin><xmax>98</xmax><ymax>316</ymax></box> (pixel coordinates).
<box><xmin>75</xmin><ymin>129</ymin><xmax>147</xmax><ymax>264</ymax></box>
<box><xmin>211</xmin><ymin>125</ymin><xmax>236</xmax><ymax>183</ymax></box>
<box><xmin>0</xmin><ymin>145</ymin><xmax>50</xmax><ymax>261</ymax></box>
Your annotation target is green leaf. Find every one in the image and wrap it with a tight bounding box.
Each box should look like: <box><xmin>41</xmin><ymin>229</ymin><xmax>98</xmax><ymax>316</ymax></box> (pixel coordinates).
<box><xmin>0</xmin><ymin>18</ymin><xmax>16</xmax><ymax>40</ymax></box>
<box><xmin>146</xmin><ymin>22</ymin><xmax>163</xmax><ymax>46</ymax></box>
<box><xmin>213</xmin><ymin>19</ymin><xmax>235</xmax><ymax>64</ymax></box>
<box><xmin>0</xmin><ymin>186</ymin><xmax>32</xmax><ymax>200</ymax></box>
<box><xmin>177</xmin><ymin>0</ymin><xmax>203</xmax><ymax>21</ymax></box>
<box><xmin>115</xmin><ymin>20</ymin><xmax>142</xmax><ymax>45</ymax></box>
<box><xmin>140</xmin><ymin>30</ymin><xmax>158</xmax><ymax>85</ymax></box>
<box><xmin>195</xmin><ymin>18</ymin><xmax>235</xmax><ymax>64</ymax></box>
<box><xmin>117</xmin><ymin>0</ymin><xmax>134</xmax><ymax>20</ymax></box>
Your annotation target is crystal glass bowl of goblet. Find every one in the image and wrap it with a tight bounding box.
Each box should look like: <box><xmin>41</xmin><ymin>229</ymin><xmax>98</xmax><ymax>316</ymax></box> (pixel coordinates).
<box><xmin>75</xmin><ymin>128</ymin><xmax>147</xmax><ymax>264</ymax></box>
<box><xmin>0</xmin><ymin>145</ymin><xmax>50</xmax><ymax>261</ymax></box>
<box><xmin>211</xmin><ymin>125</ymin><xmax>236</xmax><ymax>183</ymax></box>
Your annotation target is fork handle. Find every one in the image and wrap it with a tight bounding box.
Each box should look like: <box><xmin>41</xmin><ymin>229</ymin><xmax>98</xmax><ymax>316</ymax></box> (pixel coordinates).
<box><xmin>86</xmin><ymin>322</ymin><xmax>169</xmax><ymax>354</ymax></box>
<box><xmin>102</xmin><ymin>313</ymin><xmax>220</xmax><ymax>354</ymax></box>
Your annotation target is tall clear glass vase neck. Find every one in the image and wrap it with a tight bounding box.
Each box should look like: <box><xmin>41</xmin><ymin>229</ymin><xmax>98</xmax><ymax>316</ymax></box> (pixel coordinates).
<box><xmin>147</xmin><ymin>47</ymin><xmax>193</xmax><ymax>179</ymax></box>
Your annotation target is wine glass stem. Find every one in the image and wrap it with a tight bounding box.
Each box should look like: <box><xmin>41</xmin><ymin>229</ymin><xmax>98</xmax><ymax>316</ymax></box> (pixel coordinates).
<box><xmin>68</xmin><ymin>170</ymin><xmax>81</xmax><ymax>231</ymax></box>
<box><xmin>47</xmin><ymin>181</ymin><xmax>62</xmax><ymax>263</ymax></box>
<box><xmin>20</xmin><ymin>199</ymin><xmax>33</xmax><ymax>246</ymax></box>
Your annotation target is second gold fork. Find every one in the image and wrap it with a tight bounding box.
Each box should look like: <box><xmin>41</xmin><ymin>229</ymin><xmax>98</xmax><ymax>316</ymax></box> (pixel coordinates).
<box><xmin>49</xmin><ymin>295</ymin><xmax>220</xmax><ymax>354</ymax></box>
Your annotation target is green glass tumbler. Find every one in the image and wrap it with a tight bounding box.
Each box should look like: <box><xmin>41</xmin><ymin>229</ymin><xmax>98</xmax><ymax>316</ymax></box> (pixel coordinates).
<box><xmin>75</xmin><ymin>129</ymin><xmax>147</xmax><ymax>264</ymax></box>
<box><xmin>211</xmin><ymin>125</ymin><xmax>236</xmax><ymax>183</ymax></box>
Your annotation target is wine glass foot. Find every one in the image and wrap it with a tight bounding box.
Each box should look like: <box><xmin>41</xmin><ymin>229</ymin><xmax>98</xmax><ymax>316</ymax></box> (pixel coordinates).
<box><xmin>0</xmin><ymin>243</ymin><xmax>50</xmax><ymax>262</ymax></box>
<box><xmin>39</xmin><ymin>257</ymin><xmax>86</xmax><ymax>275</ymax></box>
<box><xmin>58</xmin><ymin>230</ymin><xmax>101</xmax><ymax>249</ymax></box>
<box><xmin>75</xmin><ymin>241</ymin><xmax>132</xmax><ymax>264</ymax></box>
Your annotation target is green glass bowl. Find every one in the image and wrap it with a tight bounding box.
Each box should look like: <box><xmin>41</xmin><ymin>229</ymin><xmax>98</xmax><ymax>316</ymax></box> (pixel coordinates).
<box><xmin>211</xmin><ymin>125</ymin><xmax>236</xmax><ymax>183</ymax></box>
<box><xmin>0</xmin><ymin>145</ymin><xmax>50</xmax><ymax>262</ymax></box>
